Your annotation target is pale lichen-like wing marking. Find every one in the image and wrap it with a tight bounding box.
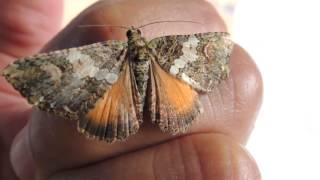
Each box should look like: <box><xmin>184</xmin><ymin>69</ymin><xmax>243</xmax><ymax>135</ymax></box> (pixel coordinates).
<box><xmin>2</xmin><ymin>40</ymin><xmax>127</xmax><ymax>122</ymax></box>
<box><xmin>79</xmin><ymin>61</ymin><xmax>140</xmax><ymax>142</ymax></box>
<box><xmin>149</xmin><ymin>32</ymin><xmax>233</xmax><ymax>92</ymax></box>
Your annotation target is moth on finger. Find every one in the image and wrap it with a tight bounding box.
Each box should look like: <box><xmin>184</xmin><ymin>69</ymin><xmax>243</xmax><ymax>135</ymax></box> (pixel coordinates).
<box><xmin>1</xmin><ymin>25</ymin><xmax>233</xmax><ymax>143</ymax></box>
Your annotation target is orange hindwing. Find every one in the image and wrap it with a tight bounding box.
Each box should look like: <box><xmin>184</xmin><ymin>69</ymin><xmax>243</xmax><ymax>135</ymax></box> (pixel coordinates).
<box><xmin>147</xmin><ymin>59</ymin><xmax>202</xmax><ymax>134</ymax></box>
<box><xmin>80</xmin><ymin>62</ymin><xmax>139</xmax><ymax>142</ymax></box>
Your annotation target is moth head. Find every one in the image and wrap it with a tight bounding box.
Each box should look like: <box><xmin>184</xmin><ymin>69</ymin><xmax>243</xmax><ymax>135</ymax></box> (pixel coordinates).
<box><xmin>126</xmin><ymin>28</ymin><xmax>142</xmax><ymax>40</ymax></box>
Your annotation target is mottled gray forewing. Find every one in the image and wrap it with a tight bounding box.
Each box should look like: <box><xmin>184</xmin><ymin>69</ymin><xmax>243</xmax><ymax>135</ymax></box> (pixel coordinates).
<box><xmin>2</xmin><ymin>40</ymin><xmax>127</xmax><ymax>121</ymax></box>
<box><xmin>149</xmin><ymin>32</ymin><xmax>233</xmax><ymax>92</ymax></box>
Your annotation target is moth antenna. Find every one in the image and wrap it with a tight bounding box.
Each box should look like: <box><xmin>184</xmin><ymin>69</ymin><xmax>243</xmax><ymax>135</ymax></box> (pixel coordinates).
<box><xmin>78</xmin><ymin>24</ymin><xmax>130</xmax><ymax>30</ymax></box>
<box><xmin>137</xmin><ymin>20</ymin><xmax>204</xmax><ymax>29</ymax></box>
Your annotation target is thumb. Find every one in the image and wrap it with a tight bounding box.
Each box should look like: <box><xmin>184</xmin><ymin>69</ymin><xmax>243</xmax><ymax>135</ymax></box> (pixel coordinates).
<box><xmin>10</xmin><ymin>125</ymin><xmax>35</xmax><ymax>180</ymax></box>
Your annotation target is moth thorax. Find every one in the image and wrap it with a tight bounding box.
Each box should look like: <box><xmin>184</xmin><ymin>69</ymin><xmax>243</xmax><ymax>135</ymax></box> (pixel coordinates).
<box><xmin>128</xmin><ymin>38</ymin><xmax>146</xmax><ymax>48</ymax></box>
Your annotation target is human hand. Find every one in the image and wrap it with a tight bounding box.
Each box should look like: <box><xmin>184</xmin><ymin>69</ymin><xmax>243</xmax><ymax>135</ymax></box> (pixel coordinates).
<box><xmin>0</xmin><ymin>0</ymin><xmax>262</xmax><ymax>179</ymax></box>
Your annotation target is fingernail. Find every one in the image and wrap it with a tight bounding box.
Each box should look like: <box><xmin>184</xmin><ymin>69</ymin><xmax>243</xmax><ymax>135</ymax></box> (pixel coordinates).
<box><xmin>10</xmin><ymin>125</ymin><xmax>36</xmax><ymax>180</ymax></box>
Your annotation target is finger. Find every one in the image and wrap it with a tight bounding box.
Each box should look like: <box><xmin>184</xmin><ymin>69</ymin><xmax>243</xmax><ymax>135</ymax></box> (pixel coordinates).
<box><xmin>10</xmin><ymin>0</ymin><xmax>262</xmax><ymax>178</ymax></box>
<box><xmin>0</xmin><ymin>0</ymin><xmax>63</xmax><ymax>69</ymax></box>
<box><xmin>48</xmin><ymin>134</ymin><xmax>260</xmax><ymax>180</ymax></box>
<box><xmin>0</xmin><ymin>0</ymin><xmax>64</xmax><ymax>145</ymax></box>
<box><xmin>0</xmin><ymin>0</ymin><xmax>64</xmax><ymax>106</ymax></box>
<box><xmin>0</xmin><ymin>1</ymin><xmax>63</xmax><ymax>179</ymax></box>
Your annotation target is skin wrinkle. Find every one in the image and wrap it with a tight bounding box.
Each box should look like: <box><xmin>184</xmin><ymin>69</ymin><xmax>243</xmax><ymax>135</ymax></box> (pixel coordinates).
<box><xmin>176</xmin><ymin>134</ymin><xmax>186</xmax><ymax>180</ymax></box>
<box><xmin>44</xmin><ymin>134</ymin><xmax>175</xmax><ymax>178</ymax></box>
<box><xmin>199</xmin><ymin>94</ymin><xmax>216</xmax><ymax>124</ymax></box>
<box><xmin>185</xmin><ymin>137</ymin><xmax>203</xmax><ymax>180</ymax></box>
<box><xmin>0</xmin><ymin>1</ymin><xmax>62</xmax><ymax>67</ymax></box>
<box><xmin>151</xmin><ymin>146</ymin><xmax>158</xmax><ymax>180</ymax></box>
<box><xmin>217</xmin><ymin>81</ymin><xmax>236</xmax><ymax>132</ymax></box>
<box><xmin>203</xmin><ymin>63</ymin><xmax>235</xmax><ymax>123</ymax></box>
<box><xmin>201</xmin><ymin>89</ymin><xmax>230</xmax><ymax>137</ymax></box>
<box><xmin>0</xmin><ymin>15</ymin><xmax>48</xmax><ymax>44</ymax></box>
<box><xmin>229</xmin><ymin>74</ymin><xmax>237</xmax><ymax>130</ymax></box>
<box><xmin>0</xmin><ymin>7</ymin><xmax>42</xmax><ymax>36</ymax></box>
<box><xmin>171</xmin><ymin>139</ymin><xmax>186</xmax><ymax>180</ymax></box>
<box><xmin>213</xmin><ymin>84</ymin><xmax>225</xmax><ymax>120</ymax></box>
<box><xmin>203</xmin><ymin>135</ymin><xmax>233</xmax><ymax>180</ymax></box>
<box><xmin>193</xmin><ymin>136</ymin><xmax>209</xmax><ymax>180</ymax></box>
<box><xmin>48</xmin><ymin>133</ymin><xmax>206</xmax><ymax>180</ymax></box>
<box><xmin>43</xmin><ymin>132</ymin><xmax>259</xmax><ymax>180</ymax></box>
<box><xmin>222</xmin><ymin>78</ymin><xmax>236</xmax><ymax>120</ymax></box>
<box><xmin>154</xmin><ymin>140</ymin><xmax>170</xmax><ymax>180</ymax></box>
<box><xmin>228</xmin><ymin>140</ymin><xmax>235</xmax><ymax>180</ymax></box>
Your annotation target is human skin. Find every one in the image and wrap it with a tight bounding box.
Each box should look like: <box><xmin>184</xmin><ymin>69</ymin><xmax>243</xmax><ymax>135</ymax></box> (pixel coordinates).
<box><xmin>0</xmin><ymin>0</ymin><xmax>262</xmax><ymax>179</ymax></box>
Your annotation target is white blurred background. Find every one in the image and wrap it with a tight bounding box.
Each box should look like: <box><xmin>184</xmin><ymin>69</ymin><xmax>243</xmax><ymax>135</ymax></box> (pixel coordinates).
<box><xmin>234</xmin><ymin>0</ymin><xmax>320</xmax><ymax>179</ymax></box>
<box><xmin>64</xmin><ymin>0</ymin><xmax>320</xmax><ymax>179</ymax></box>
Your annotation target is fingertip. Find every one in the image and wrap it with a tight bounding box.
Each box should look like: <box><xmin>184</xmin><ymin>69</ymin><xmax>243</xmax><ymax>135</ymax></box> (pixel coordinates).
<box><xmin>229</xmin><ymin>44</ymin><xmax>263</xmax><ymax>142</ymax></box>
<box><xmin>199</xmin><ymin>43</ymin><xmax>263</xmax><ymax>144</ymax></box>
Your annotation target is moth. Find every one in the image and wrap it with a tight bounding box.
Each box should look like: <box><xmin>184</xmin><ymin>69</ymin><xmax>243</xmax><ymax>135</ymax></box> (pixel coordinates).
<box><xmin>2</xmin><ymin>25</ymin><xmax>233</xmax><ymax>143</ymax></box>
